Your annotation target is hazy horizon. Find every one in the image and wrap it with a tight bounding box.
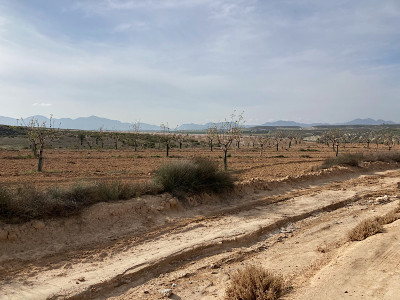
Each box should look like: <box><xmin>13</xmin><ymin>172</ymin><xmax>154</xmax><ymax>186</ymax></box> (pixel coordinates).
<box><xmin>1</xmin><ymin>0</ymin><xmax>399</xmax><ymax>127</ymax></box>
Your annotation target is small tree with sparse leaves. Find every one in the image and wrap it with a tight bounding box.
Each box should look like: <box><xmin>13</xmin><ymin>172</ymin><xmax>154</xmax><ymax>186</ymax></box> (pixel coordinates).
<box><xmin>22</xmin><ymin>115</ymin><xmax>58</xmax><ymax>172</ymax></box>
<box><xmin>130</xmin><ymin>121</ymin><xmax>141</xmax><ymax>151</ymax></box>
<box><xmin>215</xmin><ymin>111</ymin><xmax>245</xmax><ymax>171</ymax></box>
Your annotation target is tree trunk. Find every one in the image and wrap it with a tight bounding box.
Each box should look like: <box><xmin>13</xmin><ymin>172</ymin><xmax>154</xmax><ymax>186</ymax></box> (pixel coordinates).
<box><xmin>336</xmin><ymin>144</ymin><xmax>339</xmax><ymax>157</ymax></box>
<box><xmin>223</xmin><ymin>150</ymin><xmax>228</xmax><ymax>171</ymax></box>
<box><xmin>260</xmin><ymin>144</ymin><xmax>263</xmax><ymax>158</ymax></box>
<box><xmin>166</xmin><ymin>143</ymin><xmax>169</xmax><ymax>157</ymax></box>
<box><xmin>32</xmin><ymin>143</ymin><xmax>38</xmax><ymax>158</ymax></box>
<box><xmin>38</xmin><ymin>147</ymin><xmax>44</xmax><ymax>172</ymax></box>
<box><xmin>179</xmin><ymin>142</ymin><xmax>182</xmax><ymax>149</ymax></box>
<box><xmin>209</xmin><ymin>141</ymin><xmax>213</xmax><ymax>152</ymax></box>
<box><xmin>276</xmin><ymin>142</ymin><xmax>279</xmax><ymax>152</ymax></box>
<box><xmin>134</xmin><ymin>141</ymin><xmax>137</xmax><ymax>152</ymax></box>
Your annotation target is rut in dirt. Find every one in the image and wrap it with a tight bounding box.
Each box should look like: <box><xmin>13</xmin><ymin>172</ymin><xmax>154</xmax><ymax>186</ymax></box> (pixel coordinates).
<box><xmin>1</xmin><ymin>169</ymin><xmax>399</xmax><ymax>300</ymax></box>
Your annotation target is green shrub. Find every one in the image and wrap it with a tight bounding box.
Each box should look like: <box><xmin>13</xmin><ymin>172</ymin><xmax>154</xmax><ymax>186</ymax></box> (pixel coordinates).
<box><xmin>225</xmin><ymin>265</ymin><xmax>285</xmax><ymax>300</ymax></box>
<box><xmin>154</xmin><ymin>158</ymin><xmax>234</xmax><ymax>196</ymax></box>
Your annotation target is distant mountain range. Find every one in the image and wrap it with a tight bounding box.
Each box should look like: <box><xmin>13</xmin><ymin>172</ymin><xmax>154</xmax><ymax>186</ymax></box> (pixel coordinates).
<box><xmin>260</xmin><ymin>118</ymin><xmax>396</xmax><ymax>127</ymax></box>
<box><xmin>0</xmin><ymin>115</ymin><xmax>397</xmax><ymax>131</ymax></box>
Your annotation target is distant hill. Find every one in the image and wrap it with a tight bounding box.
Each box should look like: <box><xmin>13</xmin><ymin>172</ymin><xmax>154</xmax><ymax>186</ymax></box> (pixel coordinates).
<box><xmin>0</xmin><ymin>116</ymin><xmax>397</xmax><ymax>131</ymax></box>
<box><xmin>260</xmin><ymin>119</ymin><xmax>396</xmax><ymax>128</ymax></box>
<box><xmin>342</xmin><ymin>118</ymin><xmax>395</xmax><ymax>126</ymax></box>
<box><xmin>0</xmin><ymin>115</ymin><xmax>161</xmax><ymax>131</ymax></box>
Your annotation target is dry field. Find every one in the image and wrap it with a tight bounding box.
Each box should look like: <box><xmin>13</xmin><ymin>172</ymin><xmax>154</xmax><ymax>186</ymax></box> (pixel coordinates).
<box><xmin>0</xmin><ymin>141</ymin><xmax>378</xmax><ymax>188</ymax></box>
<box><xmin>1</xmin><ymin>141</ymin><xmax>400</xmax><ymax>300</ymax></box>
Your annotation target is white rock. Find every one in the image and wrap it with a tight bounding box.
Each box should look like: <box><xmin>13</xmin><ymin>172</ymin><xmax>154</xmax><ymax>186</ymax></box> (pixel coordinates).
<box><xmin>159</xmin><ymin>289</ymin><xmax>172</xmax><ymax>297</ymax></box>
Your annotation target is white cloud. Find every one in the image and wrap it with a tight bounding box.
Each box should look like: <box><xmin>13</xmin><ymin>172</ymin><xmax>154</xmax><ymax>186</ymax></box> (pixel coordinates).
<box><xmin>33</xmin><ymin>103</ymin><xmax>52</xmax><ymax>107</ymax></box>
<box><xmin>1</xmin><ymin>0</ymin><xmax>400</xmax><ymax>124</ymax></box>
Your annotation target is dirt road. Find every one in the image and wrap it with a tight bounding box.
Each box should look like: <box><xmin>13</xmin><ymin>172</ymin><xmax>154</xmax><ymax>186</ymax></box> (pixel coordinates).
<box><xmin>1</xmin><ymin>166</ymin><xmax>400</xmax><ymax>300</ymax></box>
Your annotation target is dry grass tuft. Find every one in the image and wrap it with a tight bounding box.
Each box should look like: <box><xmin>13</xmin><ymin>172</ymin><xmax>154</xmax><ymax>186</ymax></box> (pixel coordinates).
<box><xmin>348</xmin><ymin>204</ymin><xmax>400</xmax><ymax>241</ymax></box>
<box><xmin>321</xmin><ymin>151</ymin><xmax>400</xmax><ymax>169</ymax></box>
<box><xmin>225</xmin><ymin>265</ymin><xmax>285</xmax><ymax>300</ymax></box>
<box><xmin>348</xmin><ymin>219</ymin><xmax>383</xmax><ymax>241</ymax></box>
<box><xmin>0</xmin><ymin>181</ymin><xmax>162</xmax><ymax>224</ymax></box>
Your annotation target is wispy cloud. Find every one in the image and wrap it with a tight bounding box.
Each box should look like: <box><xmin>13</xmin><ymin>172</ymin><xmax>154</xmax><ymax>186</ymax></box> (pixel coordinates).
<box><xmin>0</xmin><ymin>0</ymin><xmax>399</xmax><ymax>124</ymax></box>
<box><xmin>33</xmin><ymin>103</ymin><xmax>52</xmax><ymax>107</ymax></box>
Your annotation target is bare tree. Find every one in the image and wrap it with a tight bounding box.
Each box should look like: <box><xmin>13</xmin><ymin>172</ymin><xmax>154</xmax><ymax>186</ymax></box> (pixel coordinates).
<box><xmin>78</xmin><ymin>132</ymin><xmax>85</xmax><ymax>147</ymax></box>
<box><xmin>175</xmin><ymin>128</ymin><xmax>185</xmax><ymax>149</ymax></box>
<box><xmin>22</xmin><ymin>115</ymin><xmax>58</xmax><ymax>172</ymax></box>
<box><xmin>160</xmin><ymin>123</ymin><xmax>174</xmax><ymax>157</ymax></box>
<box><xmin>215</xmin><ymin>111</ymin><xmax>244</xmax><ymax>171</ymax></box>
<box><xmin>97</xmin><ymin>126</ymin><xmax>105</xmax><ymax>149</ymax></box>
<box><xmin>85</xmin><ymin>134</ymin><xmax>94</xmax><ymax>149</ymax></box>
<box><xmin>206</xmin><ymin>127</ymin><xmax>217</xmax><ymax>152</ymax></box>
<box><xmin>110</xmin><ymin>129</ymin><xmax>120</xmax><ymax>150</ymax></box>
<box><xmin>257</xmin><ymin>135</ymin><xmax>268</xmax><ymax>157</ymax></box>
<box><xmin>130</xmin><ymin>121</ymin><xmax>141</xmax><ymax>151</ymax></box>
<box><xmin>272</xmin><ymin>130</ymin><xmax>284</xmax><ymax>152</ymax></box>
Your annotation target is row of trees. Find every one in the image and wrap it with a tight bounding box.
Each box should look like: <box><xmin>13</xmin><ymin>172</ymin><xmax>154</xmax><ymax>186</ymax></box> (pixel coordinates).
<box><xmin>22</xmin><ymin>112</ymin><xmax>246</xmax><ymax>172</ymax></box>
<box><xmin>21</xmin><ymin>114</ymin><xmax>400</xmax><ymax>173</ymax></box>
<box><xmin>320</xmin><ymin>129</ymin><xmax>400</xmax><ymax>156</ymax></box>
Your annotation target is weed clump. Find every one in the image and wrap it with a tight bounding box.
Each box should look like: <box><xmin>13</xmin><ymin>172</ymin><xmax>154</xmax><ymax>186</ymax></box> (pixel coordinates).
<box><xmin>154</xmin><ymin>158</ymin><xmax>234</xmax><ymax>196</ymax></box>
<box><xmin>348</xmin><ymin>204</ymin><xmax>400</xmax><ymax>241</ymax></box>
<box><xmin>348</xmin><ymin>219</ymin><xmax>383</xmax><ymax>241</ymax></box>
<box><xmin>225</xmin><ymin>265</ymin><xmax>285</xmax><ymax>300</ymax></box>
<box><xmin>0</xmin><ymin>181</ymin><xmax>161</xmax><ymax>224</ymax></box>
<box><xmin>321</xmin><ymin>151</ymin><xmax>400</xmax><ymax>169</ymax></box>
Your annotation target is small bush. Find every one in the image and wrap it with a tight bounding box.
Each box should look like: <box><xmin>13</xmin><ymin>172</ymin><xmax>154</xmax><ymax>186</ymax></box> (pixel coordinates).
<box><xmin>348</xmin><ymin>219</ymin><xmax>383</xmax><ymax>241</ymax></box>
<box><xmin>154</xmin><ymin>158</ymin><xmax>234</xmax><ymax>196</ymax></box>
<box><xmin>321</xmin><ymin>153</ymin><xmax>364</xmax><ymax>169</ymax></box>
<box><xmin>225</xmin><ymin>265</ymin><xmax>285</xmax><ymax>300</ymax></box>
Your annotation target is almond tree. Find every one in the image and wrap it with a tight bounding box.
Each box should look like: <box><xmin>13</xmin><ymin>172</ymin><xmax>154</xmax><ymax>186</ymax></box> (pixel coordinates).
<box><xmin>206</xmin><ymin>127</ymin><xmax>217</xmax><ymax>152</ymax></box>
<box><xmin>85</xmin><ymin>134</ymin><xmax>94</xmax><ymax>149</ymax></box>
<box><xmin>130</xmin><ymin>121</ymin><xmax>141</xmax><ymax>151</ymax></box>
<box><xmin>97</xmin><ymin>126</ymin><xmax>105</xmax><ymax>149</ymax></box>
<box><xmin>160</xmin><ymin>123</ymin><xmax>174</xmax><ymax>157</ymax></box>
<box><xmin>110</xmin><ymin>129</ymin><xmax>120</xmax><ymax>150</ymax></box>
<box><xmin>175</xmin><ymin>128</ymin><xmax>185</xmax><ymax>149</ymax></box>
<box><xmin>273</xmin><ymin>130</ymin><xmax>284</xmax><ymax>152</ymax></box>
<box><xmin>257</xmin><ymin>135</ymin><xmax>268</xmax><ymax>158</ymax></box>
<box><xmin>23</xmin><ymin>115</ymin><xmax>58</xmax><ymax>172</ymax></box>
<box><xmin>215</xmin><ymin>111</ymin><xmax>244</xmax><ymax>171</ymax></box>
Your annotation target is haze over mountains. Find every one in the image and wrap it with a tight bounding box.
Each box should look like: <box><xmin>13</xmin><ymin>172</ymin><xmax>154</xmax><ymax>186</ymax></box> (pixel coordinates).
<box><xmin>0</xmin><ymin>115</ymin><xmax>397</xmax><ymax>131</ymax></box>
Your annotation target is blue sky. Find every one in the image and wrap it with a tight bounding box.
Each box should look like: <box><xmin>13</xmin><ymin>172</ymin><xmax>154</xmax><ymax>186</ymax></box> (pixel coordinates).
<box><xmin>0</xmin><ymin>0</ymin><xmax>399</xmax><ymax>126</ymax></box>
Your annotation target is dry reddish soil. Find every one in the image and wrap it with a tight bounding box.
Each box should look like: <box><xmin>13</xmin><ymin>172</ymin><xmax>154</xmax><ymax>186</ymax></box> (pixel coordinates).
<box><xmin>1</xmin><ymin>142</ymin><xmax>400</xmax><ymax>300</ymax></box>
<box><xmin>0</xmin><ymin>142</ymin><xmax>383</xmax><ymax>189</ymax></box>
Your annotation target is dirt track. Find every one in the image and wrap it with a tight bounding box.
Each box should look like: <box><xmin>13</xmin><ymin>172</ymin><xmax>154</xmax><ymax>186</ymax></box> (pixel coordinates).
<box><xmin>1</xmin><ymin>165</ymin><xmax>400</xmax><ymax>300</ymax></box>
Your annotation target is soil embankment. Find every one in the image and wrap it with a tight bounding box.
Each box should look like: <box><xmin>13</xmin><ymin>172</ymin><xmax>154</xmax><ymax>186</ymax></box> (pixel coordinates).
<box><xmin>1</xmin><ymin>166</ymin><xmax>400</xmax><ymax>299</ymax></box>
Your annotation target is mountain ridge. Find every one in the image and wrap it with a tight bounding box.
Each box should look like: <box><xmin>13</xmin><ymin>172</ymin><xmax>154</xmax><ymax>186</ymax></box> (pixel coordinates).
<box><xmin>0</xmin><ymin>116</ymin><xmax>397</xmax><ymax>131</ymax></box>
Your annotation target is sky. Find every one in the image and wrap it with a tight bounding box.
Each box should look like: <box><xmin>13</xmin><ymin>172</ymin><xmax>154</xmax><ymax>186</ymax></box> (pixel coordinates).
<box><xmin>0</xmin><ymin>0</ymin><xmax>399</xmax><ymax>126</ymax></box>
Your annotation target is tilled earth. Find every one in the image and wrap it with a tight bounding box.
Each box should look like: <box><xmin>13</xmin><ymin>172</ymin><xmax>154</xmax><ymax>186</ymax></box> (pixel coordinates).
<box><xmin>0</xmin><ymin>142</ymin><xmax>376</xmax><ymax>188</ymax></box>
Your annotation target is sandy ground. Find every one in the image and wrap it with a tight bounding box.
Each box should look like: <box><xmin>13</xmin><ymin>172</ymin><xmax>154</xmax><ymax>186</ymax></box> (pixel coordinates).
<box><xmin>1</xmin><ymin>163</ymin><xmax>400</xmax><ymax>299</ymax></box>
